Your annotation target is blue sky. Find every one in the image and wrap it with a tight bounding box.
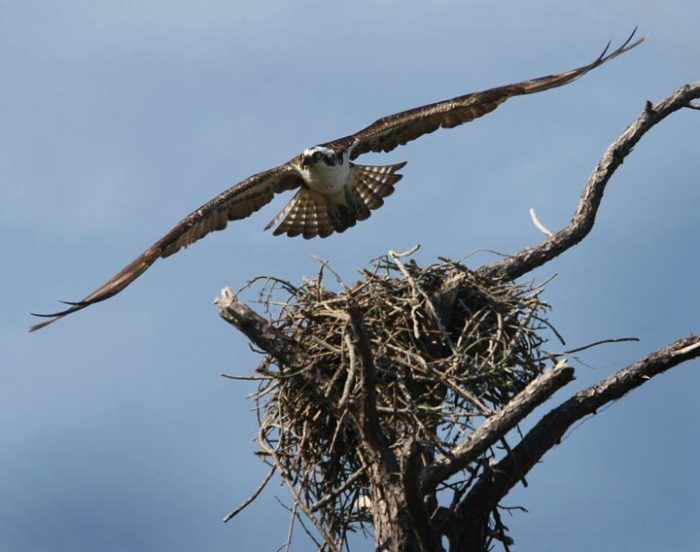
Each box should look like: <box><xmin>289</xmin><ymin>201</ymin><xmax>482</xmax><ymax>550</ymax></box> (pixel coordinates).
<box><xmin>2</xmin><ymin>1</ymin><xmax>699</xmax><ymax>550</ymax></box>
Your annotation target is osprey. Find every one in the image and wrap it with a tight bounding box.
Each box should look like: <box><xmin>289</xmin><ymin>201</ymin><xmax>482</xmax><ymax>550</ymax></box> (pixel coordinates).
<box><xmin>30</xmin><ymin>32</ymin><xmax>643</xmax><ymax>331</ymax></box>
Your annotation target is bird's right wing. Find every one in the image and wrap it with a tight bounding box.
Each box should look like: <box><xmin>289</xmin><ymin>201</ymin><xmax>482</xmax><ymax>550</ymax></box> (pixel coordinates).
<box><xmin>30</xmin><ymin>163</ymin><xmax>303</xmax><ymax>331</ymax></box>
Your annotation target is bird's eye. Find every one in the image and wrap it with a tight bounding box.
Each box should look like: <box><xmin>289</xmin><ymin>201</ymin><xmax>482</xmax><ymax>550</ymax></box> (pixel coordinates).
<box><xmin>313</xmin><ymin>151</ymin><xmax>322</xmax><ymax>160</ymax></box>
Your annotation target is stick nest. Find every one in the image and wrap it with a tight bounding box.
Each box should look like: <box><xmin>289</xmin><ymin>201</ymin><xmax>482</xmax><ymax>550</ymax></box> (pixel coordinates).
<box><xmin>245</xmin><ymin>251</ymin><xmax>555</xmax><ymax>544</ymax></box>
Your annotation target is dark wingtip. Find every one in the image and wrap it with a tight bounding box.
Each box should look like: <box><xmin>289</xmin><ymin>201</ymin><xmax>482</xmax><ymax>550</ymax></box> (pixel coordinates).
<box><xmin>30</xmin><ymin>301</ymin><xmax>82</xmax><ymax>318</ymax></box>
<box><xmin>618</xmin><ymin>25</ymin><xmax>643</xmax><ymax>52</ymax></box>
<box><xmin>28</xmin><ymin>299</ymin><xmax>94</xmax><ymax>332</ymax></box>
<box><xmin>595</xmin><ymin>27</ymin><xmax>645</xmax><ymax>66</ymax></box>
<box><xmin>596</xmin><ymin>40</ymin><xmax>612</xmax><ymax>64</ymax></box>
<box><xmin>29</xmin><ymin>312</ymin><xmax>58</xmax><ymax>318</ymax></box>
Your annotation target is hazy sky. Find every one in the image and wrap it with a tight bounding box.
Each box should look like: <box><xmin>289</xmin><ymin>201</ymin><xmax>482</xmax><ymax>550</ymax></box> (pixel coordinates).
<box><xmin>2</xmin><ymin>1</ymin><xmax>699</xmax><ymax>550</ymax></box>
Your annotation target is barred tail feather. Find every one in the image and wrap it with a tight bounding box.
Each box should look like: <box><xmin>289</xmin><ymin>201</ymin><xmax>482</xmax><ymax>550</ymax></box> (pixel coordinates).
<box><xmin>347</xmin><ymin>161</ymin><xmax>407</xmax><ymax>219</ymax></box>
<box><xmin>265</xmin><ymin>189</ymin><xmax>337</xmax><ymax>239</ymax></box>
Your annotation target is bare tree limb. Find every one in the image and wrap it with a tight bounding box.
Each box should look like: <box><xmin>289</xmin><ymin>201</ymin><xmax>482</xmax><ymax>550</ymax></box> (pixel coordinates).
<box><xmin>459</xmin><ymin>335</ymin><xmax>700</xmax><ymax>516</ymax></box>
<box><xmin>420</xmin><ymin>362</ymin><xmax>574</xmax><ymax>496</ymax></box>
<box><xmin>222</xmin><ymin>465</ymin><xmax>276</xmax><ymax>523</ymax></box>
<box><xmin>216</xmin><ymin>287</ymin><xmax>305</xmax><ymax>368</ymax></box>
<box><xmin>480</xmin><ymin>81</ymin><xmax>700</xmax><ymax>282</ymax></box>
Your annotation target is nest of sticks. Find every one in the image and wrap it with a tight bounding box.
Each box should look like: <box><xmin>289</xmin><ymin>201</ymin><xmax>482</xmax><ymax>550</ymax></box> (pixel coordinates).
<box><xmin>245</xmin><ymin>249</ymin><xmax>555</xmax><ymax>543</ymax></box>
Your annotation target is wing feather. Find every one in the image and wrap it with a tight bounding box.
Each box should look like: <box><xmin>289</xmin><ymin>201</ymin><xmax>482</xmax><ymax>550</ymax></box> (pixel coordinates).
<box><xmin>329</xmin><ymin>31</ymin><xmax>644</xmax><ymax>160</ymax></box>
<box><xmin>30</xmin><ymin>163</ymin><xmax>302</xmax><ymax>331</ymax></box>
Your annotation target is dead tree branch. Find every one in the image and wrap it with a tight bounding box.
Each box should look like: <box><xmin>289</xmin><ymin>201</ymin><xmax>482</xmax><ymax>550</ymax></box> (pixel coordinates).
<box><xmin>459</xmin><ymin>335</ymin><xmax>700</xmax><ymax>518</ymax></box>
<box><xmin>216</xmin><ymin>287</ymin><xmax>305</xmax><ymax>368</ymax></box>
<box><xmin>480</xmin><ymin>81</ymin><xmax>700</xmax><ymax>282</ymax></box>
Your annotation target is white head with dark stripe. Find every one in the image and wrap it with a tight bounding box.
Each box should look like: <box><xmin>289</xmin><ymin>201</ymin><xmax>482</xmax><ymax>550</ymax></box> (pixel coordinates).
<box><xmin>300</xmin><ymin>146</ymin><xmax>344</xmax><ymax>169</ymax></box>
<box><xmin>298</xmin><ymin>146</ymin><xmax>350</xmax><ymax>195</ymax></box>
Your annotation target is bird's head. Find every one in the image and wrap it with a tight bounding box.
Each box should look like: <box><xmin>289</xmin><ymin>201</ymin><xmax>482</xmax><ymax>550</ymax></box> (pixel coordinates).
<box><xmin>300</xmin><ymin>146</ymin><xmax>341</xmax><ymax>168</ymax></box>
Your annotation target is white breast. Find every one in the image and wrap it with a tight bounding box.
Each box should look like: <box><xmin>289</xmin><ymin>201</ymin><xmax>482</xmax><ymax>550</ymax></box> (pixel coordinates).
<box><xmin>300</xmin><ymin>157</ymin><xmax>351</xmax><ymax>201</ymax></box>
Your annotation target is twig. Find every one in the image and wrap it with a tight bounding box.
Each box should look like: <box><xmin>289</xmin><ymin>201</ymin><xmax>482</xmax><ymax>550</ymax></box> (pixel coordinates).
<box><xmin>221</xmin><ymin>373</ymin><xmax>272</xmax><ymax>381</ymax></box>
<box><xmin>549</xmin><ymin>336</ymin><xmax>640</xmax><ymax>357</ymax></box>
<box><xmin>529</xmin><ymin>208</ymin><xmax>554</xmax><ymax>237</ymax></box>
<box><xmin>222</xmin><ymin>465</ymin><xmax>276</xmax><ymax>523</ymax></box>
<box><xmin>388</xmin><ymin>244</ymin><xmax>422</xmax><ymax>259</ymax></box>
<box><xmin>281</xmin><ymin>503</ymin><xmax>297</xmax><ymax>552</ymax></box>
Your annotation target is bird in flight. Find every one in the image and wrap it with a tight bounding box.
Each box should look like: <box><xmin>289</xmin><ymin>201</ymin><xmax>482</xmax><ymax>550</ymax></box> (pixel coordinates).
<box><xmin>30</xmin><ymin>31</ymin><xmax>643</xmax><ymax>331</ymax></box>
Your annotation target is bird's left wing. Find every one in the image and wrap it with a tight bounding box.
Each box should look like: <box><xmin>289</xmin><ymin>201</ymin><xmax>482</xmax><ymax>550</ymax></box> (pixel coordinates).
<box><xmin>331</xmin><ymin>30</ymin><xmax>644</xmax><ymax>160</ymax></box>
<box><xmin>30</xmin><ymin>163</ymin><xmax>302</xmax><ymax>331</ymax></box>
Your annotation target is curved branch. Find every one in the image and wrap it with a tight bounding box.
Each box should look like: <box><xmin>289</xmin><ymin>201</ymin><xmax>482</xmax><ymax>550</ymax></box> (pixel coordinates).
<box><xmin>480</xmin><ymin>81</ymin><xmax>700</xmax><ymax>282</ymax></box>
<box><xmin>459</xmin><ymin>335</ymin><xmax>700</xmax><ymax>516</ymax></box>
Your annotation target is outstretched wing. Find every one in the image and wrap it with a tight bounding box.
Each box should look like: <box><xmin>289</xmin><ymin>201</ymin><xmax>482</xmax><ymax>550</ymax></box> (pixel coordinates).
<box><xmin>329</xmin><ymin>30</ymin><xmax>644</xmax><ymax>160</ymax></box>
<box><xmin>30</xmin><ymin>163</ymin><xmax>303</xmax><ymax>331</ymax></box>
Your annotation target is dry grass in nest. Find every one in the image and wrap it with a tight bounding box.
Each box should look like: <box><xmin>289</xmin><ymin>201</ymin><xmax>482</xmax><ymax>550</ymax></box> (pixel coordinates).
<box><xmin>242</xmin><ymin>249</ymin><xmax>556</xmax><ymax>544</ymax></box>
